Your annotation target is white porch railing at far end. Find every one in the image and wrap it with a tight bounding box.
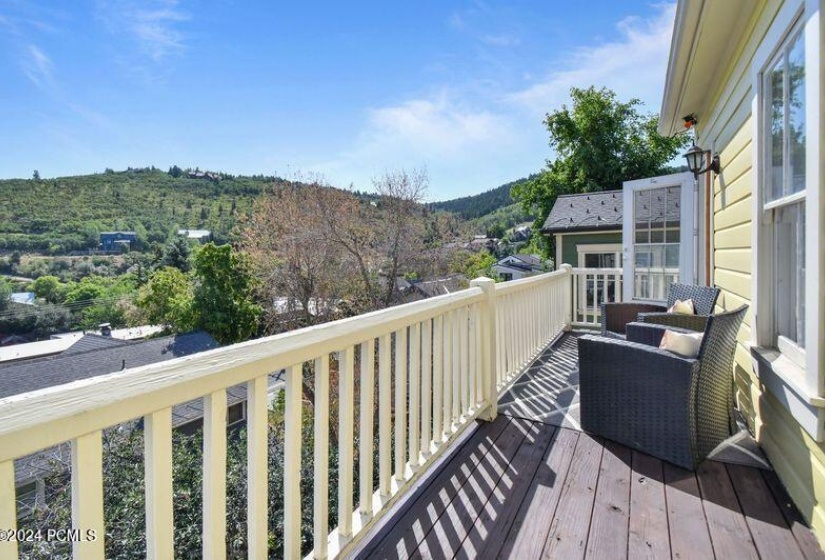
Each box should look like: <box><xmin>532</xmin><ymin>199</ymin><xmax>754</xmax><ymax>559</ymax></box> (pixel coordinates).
<box><xmin>0</xmin><ymin>266</ymin><xmax>574</xmax><ymax>560</ymax></box>
<box><xmin>570</xmin><ymin>267</ymin><xmax>624</xmax><ymax>329</ymax></box>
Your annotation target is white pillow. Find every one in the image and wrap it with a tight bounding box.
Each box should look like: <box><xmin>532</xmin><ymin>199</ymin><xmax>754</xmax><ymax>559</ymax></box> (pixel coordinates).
<box><xmin>659</xmin><ymin>329</ymin><xmax>704</xmax><ymax>358</ymax></box>
<box><xmin>667</xmin><ymin>298</ymin><xmax>695</xmax><ymax>315</ymax></box>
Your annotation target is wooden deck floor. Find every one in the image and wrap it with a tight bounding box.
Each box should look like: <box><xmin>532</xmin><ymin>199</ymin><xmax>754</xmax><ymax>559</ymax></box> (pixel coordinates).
<box><xmin>356</xmin><ymin>416</ymin><xmax>825</xmax><ymax>560</ymax></box>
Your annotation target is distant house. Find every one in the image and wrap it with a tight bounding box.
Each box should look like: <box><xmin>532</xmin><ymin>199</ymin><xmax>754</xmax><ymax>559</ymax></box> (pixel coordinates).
<box><xmin>540</xmin><ymin>191</ymin><xmax>623</xmax><ymax>271</ymax></box>
<box><xmin>9</xmin><ymin>292</ymin><xmax>34</xmax><ymax>305</ymax></box>
<box><xmin>177</xmin><ymin>229</ymin><xmax>212</xmax><ymax>243</ymax></box>
<box><xmin>466</xmin><ymin>235</ymin><xmax>498</xmax><ymax>252</ymax></box>
<box><xmin>99</xmin><ymin>231</ymin><xmax>137</xmax><ymax>252</ymax></box>
<box><xmin>399</xmin><ymin>275</ymin><xmax>467</xmax><ymax>303</ymax></box>
<box><xmin>492</xmin><ymin>254</ymin><xmax>547</xmax><ymax>281</ymax></box>
<box><xmin>1</xmin><ymin>331</ymin><xmax>280</xmax><ymax>517</ymax></box>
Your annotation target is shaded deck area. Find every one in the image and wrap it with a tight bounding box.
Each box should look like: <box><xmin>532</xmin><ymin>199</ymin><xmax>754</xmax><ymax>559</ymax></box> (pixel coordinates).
<box><xmin>356</xmin><ymin>335</ymin><xmax>824</xmax><ymax>560</ymax></box>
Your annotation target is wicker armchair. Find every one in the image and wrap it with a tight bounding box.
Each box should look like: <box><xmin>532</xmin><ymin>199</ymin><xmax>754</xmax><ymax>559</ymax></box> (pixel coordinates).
<box><xmin>578</xmin><ymin>305</ymin><xmax>748</xmax><ymax>470</ymax></box>
<box><xmin>600</xmin><ymin>282</ymin><xmax>721</xmax><ymax>337</ymax></box>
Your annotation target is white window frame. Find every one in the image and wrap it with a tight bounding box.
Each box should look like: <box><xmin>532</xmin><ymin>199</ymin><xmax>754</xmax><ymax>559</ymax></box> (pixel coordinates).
<box><xmin>751</xmin><ymin>0</ymin><xmax>825</xmax><ymax>440</ymax></box>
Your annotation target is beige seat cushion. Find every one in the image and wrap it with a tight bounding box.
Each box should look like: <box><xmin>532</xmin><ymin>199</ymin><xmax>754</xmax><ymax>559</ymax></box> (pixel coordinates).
<box><xmin>667</xmin><ymin>298</ymin><xmax>695</xmax><ymax>315</ymax></box>
<box><xmin>659</xmin><ymin>329</ymin><xmax>704</xmax><ymax>358</ymax></box>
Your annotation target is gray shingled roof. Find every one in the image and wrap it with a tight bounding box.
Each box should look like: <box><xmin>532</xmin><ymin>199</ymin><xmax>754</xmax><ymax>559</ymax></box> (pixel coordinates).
<box><xmin>61</xmin><ymin>334</ymin><xmax>128</xmax><ymax>355</ymax></box>
<box><xmin>541</xmin><ymin>187</ymin><xmax>682</xmax><ymax>235</ymax></box>
<box><xmin>0</xmin><ymin>331</ymin><xmax>219</xmax><ymax>399</ymax></box>
<box><xmin>540</xmin><ymin>190</ymin><xmax>623</xmax><ymax>234</ymax></box>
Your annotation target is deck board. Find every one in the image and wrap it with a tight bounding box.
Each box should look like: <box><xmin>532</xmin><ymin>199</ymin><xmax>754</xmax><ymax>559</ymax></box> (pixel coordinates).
<box><xmin>355</xmin><ymin>333</ymin><xmax>824</xmax><ymax>560</ymax></box>
<box><xmin>663</xmin><ymin>462</ymin><xmax>715</xmax><ymax>560</ymax></box>
<box><xmin>696</xmin><ymin>459</ymin><xmax>759</xmax><ymax>559</ymax></box>
<box><xmin>497</xmin><ymin>428</ymin><xmax>579</xmax><ymax>560</ymax></box>
<box><xmin>728</xmin><ymin>463</ymin><xmax>805</xmax><ymax>560</ymax></box>
<box><xmin>585</xmin><ymin>440</ymin><xmax>631</xmax><ymax>560</ymax></box>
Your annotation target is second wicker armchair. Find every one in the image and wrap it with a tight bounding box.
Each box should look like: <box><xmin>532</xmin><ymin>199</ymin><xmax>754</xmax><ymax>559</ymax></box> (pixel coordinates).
<box><xmin>600</xmin><ymin>282</ymin><xmax>720</xmax><ymax>338</ymax></box>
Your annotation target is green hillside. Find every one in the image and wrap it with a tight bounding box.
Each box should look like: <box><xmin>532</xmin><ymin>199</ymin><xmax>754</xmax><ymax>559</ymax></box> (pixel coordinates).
<box><xmin>0</xmin><ymin>168</ymin><xmax>274</xmax><ymax>254</ymax></box>
<box><xmin>428</xmin><ymin>176</ymin><xmax>535</xmax><ymax>219</ymax></box>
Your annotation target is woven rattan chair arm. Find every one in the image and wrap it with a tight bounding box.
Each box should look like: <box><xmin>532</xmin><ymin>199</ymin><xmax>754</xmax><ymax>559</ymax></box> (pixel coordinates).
<box><xmin>637</xmin><ymin>312</ymin><xmax>710</xmax><ymax>332</ymax></box>
<box><xmin>601</xmin><ymin>302</ymin><xmax>666</xmax><ymax>335</ymax></box>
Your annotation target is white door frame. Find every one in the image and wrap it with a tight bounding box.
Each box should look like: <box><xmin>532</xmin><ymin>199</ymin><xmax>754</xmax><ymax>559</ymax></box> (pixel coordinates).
<box><xmin>622</xmin><ymin>172</ymin><xmax>696</xmax><ymax>302</ymax></box>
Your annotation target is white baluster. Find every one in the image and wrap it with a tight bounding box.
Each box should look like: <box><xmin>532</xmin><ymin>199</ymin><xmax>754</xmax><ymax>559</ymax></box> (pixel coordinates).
<box><xmin>248</xmin><ymin>376</ymin><xmax>269</xmax><ymax>560</ymax></box>
<box><xmin>284</xmin><ymin>364</ymin><xmax>302</xmax><ymax>559</ymax></box>
<box><xmin>432</xmin><ymin>316</ymin><xmax>443</xmax><ymax>445</ymax></box>
<box><xmin>409</xmin><ymin>323</ymin><xmax>421</xmax><ymax>468</ymax></box>
<box><xmin>204</xmin><ymin>390</ymin><xmax>226</xmax><ymax>560</ymax></box>
<box><xmin>145</xmin><ymin>408</ymin><xmax>173</xmax><ymax>560</ymax></box>
<box><xmin>359</xmin><ymin>341</ymin><xmax>375</xmax><ymax>517</ymax></box>
<box><xmin>378</xmin><ymin>334</ymin><xmax>391</xmax><ymax>496</ymax></box>
<box><xmin>394</xmin><ymin>328</ymin><xmax>407</xmax><ymax>481</ymax></box>
<box><xmin>421</xmin><ymin>320</ymin><xmax>432</xmax><ymax>454</ymax></box>
<box><xmin>71</xmin><ymin>431</ymin><xmax>105</xmax><ymax>560</ymax></box>
<box><xmin>339</xmin><ymin>347</ymin><xmax>355</xmax><ymax>538</ymax></box>
<box><xmin>0</xmin><ymin>461</ymin><xmax>16</xmax><ymax>560</ymax></box>
<box><xmin>314</xmin><ymin>356</ymin><xmax>330</xmax><ymax>558</ymax></box>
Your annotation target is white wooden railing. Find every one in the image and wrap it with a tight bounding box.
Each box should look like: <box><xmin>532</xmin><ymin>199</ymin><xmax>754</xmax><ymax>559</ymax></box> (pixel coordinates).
<box><xmin>0</xmin><ymin>267</ymin><xmax>573</xmax><ymax>560</ymax></box>
<box><xmin>571</xmin><ymin>267</ymin><xmax>623</xmax><ymax>329</ymax></box>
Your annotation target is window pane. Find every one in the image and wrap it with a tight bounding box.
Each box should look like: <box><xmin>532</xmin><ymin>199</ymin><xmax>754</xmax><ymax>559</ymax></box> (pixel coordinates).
<box><xmin>788</xmin><ymin>32</ymin><xmax>806</xmax><ymax>195</ymax></box>
<box><xmin>633</xmin><ymin>186</ymin><xmax>681</xmax><ymax>300</ymax></box>
<box><xmin>773</xmin><ymin>201</ymin><xmax>805</xmax><ymax>347</ymax></box>
<box><xmin>768</xmin><ymin>58</ymin><xmax>785</xmax><ymax>202</ymax></box>
<box><xmin>634</xmin><ymin>190</ymin><xmax>650</xmax><ymax>244</ymax></box>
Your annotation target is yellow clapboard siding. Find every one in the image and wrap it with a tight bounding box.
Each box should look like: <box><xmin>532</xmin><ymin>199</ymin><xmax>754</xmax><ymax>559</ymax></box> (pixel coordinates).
<box><xmin>715</xmin><ymin>248</ymin><xmax>753</xmax><ymax>274</ymax></box>
<box><xmin>715</xmin><ymin>289</ymin><xmax>753</xmax><ymax>327</ymax></box>
<box><xmin>714</xmin><ymin>269</ymin><xmax>752</xmax><ymax>301</ymax></box>
<box><xmin>715</xmin><ymin>168</ymin><xmax>752</xmax><ymax>211</ymax></box>
<box><xmin>717</xmin><ymin>138</ymin><xmax>752</xmax><ymax>193</ymax></box>
<box><xmin>714</xmin><ymin>195</ymin><xmax>752</xmax><ymax>230</ymax></box>
<box><xmin>714</xmin><ymin>221</ymin><xmax>752</xmax><ymax>249</ymax></box>
<box><xmin>714</xmin><ymin>116</ymin><xmax>752</xmax><ymax>194</ymax></box>
<box><xmin>759</xmin><ymin>392</ymin><xmax>825</xmax><ymax>538</ymax></box>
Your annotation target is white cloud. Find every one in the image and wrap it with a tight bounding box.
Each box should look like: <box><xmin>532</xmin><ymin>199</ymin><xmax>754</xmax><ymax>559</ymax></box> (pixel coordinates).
<box><xmin>317</xmin><ymin>3</ymin><xmax>677</xmax><ymax>197</ymax></box>
<box><xmin>508</xmin><ymin>3</ymin><xmax>675</xmax><ymax>115</ymax></box>
<box><xmin>97</xmin><ymin>0</ymin><xmax>189</xmax><ymax>61</ymax></box>
<box><xmin>21</xmin><ymin>44</ymin><xmax>53</xmax><ymax>87</ymax></box>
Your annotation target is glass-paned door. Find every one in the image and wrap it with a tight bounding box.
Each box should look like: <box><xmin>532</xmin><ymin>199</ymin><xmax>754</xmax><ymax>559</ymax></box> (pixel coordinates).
<box><xmin>623</xmin><ymin>173</ymin><xmax>695</xmax><ymax>302</ymax></box>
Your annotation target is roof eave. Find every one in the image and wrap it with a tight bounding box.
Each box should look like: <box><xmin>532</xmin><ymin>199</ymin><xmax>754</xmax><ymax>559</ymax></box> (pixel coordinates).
<box><xmin>540</xmin><ymin>224</ymin><xmax>622</xmax><ymax>235</ymax></box>
<box><xmin>659</xmin><ymin>0</ymin><xmax>753</xmax><ymax>137</ymax></box>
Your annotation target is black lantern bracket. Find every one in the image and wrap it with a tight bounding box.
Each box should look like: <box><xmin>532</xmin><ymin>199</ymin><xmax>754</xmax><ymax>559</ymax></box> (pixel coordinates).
<box><xmin>681</xmin><ymin>115</ymin><xmax>720</xmax><ymax>179</ymax></box>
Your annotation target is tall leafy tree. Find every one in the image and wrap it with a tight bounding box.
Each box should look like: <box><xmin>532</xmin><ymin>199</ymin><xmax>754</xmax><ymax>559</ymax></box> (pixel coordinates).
<box><xmin>192</xmin><ymin>243</ymin><xmax>261</xmax><ymax>344</ymax></box>
<box><xmin>135</xmin><ymin>267</ymin><xmax>195</xmax><ymax>331</ymax></box>
<box><xmin>512</xmin><ymin>86</ymin><xmax>689</xmax><ymax>247</ymax></box>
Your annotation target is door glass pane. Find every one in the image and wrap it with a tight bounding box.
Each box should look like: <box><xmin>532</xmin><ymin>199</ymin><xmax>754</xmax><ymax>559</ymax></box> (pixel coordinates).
<box><xmin>633</xmin><ymin>186</ymin><xmax>680</xmax><ymax>300</ymax></box>
<box><xmin>788</xmin><ymin>32</ymin><xmax>806</xmax><ymax>195</ymax></box>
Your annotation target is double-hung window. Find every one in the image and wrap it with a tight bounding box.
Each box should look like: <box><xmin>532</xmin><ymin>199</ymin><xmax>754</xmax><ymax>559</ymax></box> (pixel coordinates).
<box><xmin>762</xmin><ymin>21</ymin><xmax>806</xmax><ymax>367</ymax></box>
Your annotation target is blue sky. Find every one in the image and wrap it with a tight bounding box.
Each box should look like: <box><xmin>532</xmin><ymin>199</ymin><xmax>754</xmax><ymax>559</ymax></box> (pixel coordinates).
<box><xmin>0</xmin><ymin>1</ymin><xmax>676</xmax><ymax>199</ymax></box>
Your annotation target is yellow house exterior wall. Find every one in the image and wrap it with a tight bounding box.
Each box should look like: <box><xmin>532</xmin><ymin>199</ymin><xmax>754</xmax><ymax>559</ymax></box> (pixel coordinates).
<box><xmin>704</xmin><ymin>0</ymin><xmax>825</xmax><ymax>542</ymax></box>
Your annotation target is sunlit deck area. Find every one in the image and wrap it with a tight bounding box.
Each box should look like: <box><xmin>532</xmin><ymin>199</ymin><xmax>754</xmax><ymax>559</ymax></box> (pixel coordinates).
<box><xmin>355</xmin><ymin>334</ymin><xmax>825</xmax><ymax>560</ymax></box>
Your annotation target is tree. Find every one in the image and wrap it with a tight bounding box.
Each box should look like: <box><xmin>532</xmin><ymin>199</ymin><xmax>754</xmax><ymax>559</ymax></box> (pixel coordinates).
<box><xmin>135</xmin><ymin>267</ymin><xmax>194</xmax><ymax>331</ymax></box>
<box><xmin>372</xmin><ymin>169</ymin><xmax>428</xmax><ymax>307</ymax></box>
<box><xmin>156</xmin><ymin>237</ymin><xmax>192</xmax><ymax>273</ymax></box>
<box><xmin>512</xmin><ymin>86</ymin><xmax>689</xmax><ymax>253</ymax></box>
<box><xmin>191</xmin><ymin>243</ymin><xmax>261</xmax><ymax>344</ymax></box>
<box><xmin>32</xmin><ymin>170</ymin><xmax>40</xmax><ymax>181</ymax></box>
<box><xmin>32</xmin><ymin>275</ymin><xmax>65</xmax><ymax>304</ymax></box>
<box><xmin>240</xmin><ymin>183</ymin><xmax>345</xmax><ymax>331</ymax></box>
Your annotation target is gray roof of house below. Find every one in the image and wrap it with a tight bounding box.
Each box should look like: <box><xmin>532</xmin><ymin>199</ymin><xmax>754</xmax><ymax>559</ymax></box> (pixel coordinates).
<box><xmin>0</xmin><ymin>331</ymin><xmax>219</xmax><ymax>399</ymax></box>
<box><xmin>61</xmin><ymin>334</ymin><xmax>128</xmax><ymax>355</ymax></box>
<box><xmin>541</xmin><ymin>190</ymin><xmax>623</xmax><ymax>234</ymax></box>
